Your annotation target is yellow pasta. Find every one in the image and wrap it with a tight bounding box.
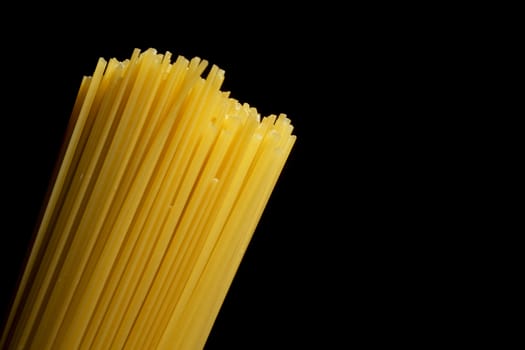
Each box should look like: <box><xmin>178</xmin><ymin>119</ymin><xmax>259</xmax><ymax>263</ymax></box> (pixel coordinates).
<box><xmin>0</xmin><ymin>48</ymin><xmax>296</xmax><ymax>350</ymax></box>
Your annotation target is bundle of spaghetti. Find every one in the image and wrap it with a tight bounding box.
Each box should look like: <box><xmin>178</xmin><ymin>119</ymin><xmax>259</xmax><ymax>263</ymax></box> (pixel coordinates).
<box><xmin>1</xmin><ymin>48</ymin><xmax>295</xmax><ymax>350</ymax></box>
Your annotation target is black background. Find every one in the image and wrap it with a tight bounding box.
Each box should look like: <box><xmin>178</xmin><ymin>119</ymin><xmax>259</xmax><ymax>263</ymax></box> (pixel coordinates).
<box><xmin>0</xmin><ymin>4</ymin><xmax>456</xmax><ymax>349</ymax></box>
